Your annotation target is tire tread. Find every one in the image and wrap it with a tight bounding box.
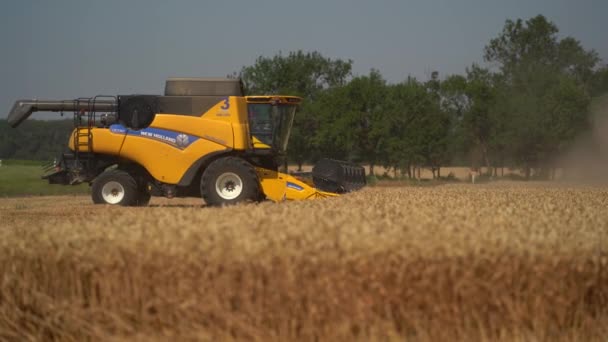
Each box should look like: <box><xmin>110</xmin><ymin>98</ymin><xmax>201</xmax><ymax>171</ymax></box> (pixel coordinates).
<box><xmin>91</xmin><ymin>169</ymin><xmax>139</xmax><ymax>206</ymax></box>
<box><xmin>201</xmin><ymin>157</ymin><xmax>260</xmax><ymax>206</ymax></box>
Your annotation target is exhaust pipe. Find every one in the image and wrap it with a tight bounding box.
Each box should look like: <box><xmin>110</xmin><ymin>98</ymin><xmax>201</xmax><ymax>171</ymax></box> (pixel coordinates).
<box><xmin>7</xmin><ymin>99</ymin><xmax>116</xmax><ymax>128</ymax></box>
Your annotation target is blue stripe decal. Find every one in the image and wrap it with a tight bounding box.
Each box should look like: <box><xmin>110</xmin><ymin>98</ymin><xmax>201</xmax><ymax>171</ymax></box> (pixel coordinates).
<box><xmin>110</xmin><ymin>124</ymin><xmax>199</xmax><ymax>150</ymax></box>
<box><xmin>286</xmin><ymin>182</ymin><xmax>304</xmax><ymax>191</ymax></box>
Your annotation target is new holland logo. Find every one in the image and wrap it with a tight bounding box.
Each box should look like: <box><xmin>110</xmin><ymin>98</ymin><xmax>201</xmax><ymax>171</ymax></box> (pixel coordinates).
<box><xmin>286</xmin><ymin>182</ymin><xmax>304</xmax><ymax>191</ymax></box>
<box><xmin>176</xmin><ymin>134</ymin><xmax>189</xmax><ymax>148</ymax></box>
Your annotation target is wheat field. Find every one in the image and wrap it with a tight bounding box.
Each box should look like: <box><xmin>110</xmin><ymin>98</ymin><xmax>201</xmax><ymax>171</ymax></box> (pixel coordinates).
<box><xmin>1</xmin><ymin>182</ymin><xmax>608</xmax><ymax>341</ymax></box>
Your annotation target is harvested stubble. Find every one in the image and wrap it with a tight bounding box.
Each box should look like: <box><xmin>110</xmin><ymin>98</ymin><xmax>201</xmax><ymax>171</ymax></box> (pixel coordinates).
<box><xmin>1</xmin><ymin>182</ymin><xmax>608</xmax><ymax>341</ymax></box>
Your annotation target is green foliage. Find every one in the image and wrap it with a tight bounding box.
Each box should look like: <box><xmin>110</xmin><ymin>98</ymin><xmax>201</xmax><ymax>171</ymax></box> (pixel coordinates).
<box><xmin>0</xmin><ymin>119</ymin><xmax>74</xmax><ymax>161</ymax></box>
<box><xmin>591</xmin><ymin>65</ymin><xmax>608</xmax><ymax>96</ymax></box>
<box><xmin>315</xmin><ymin>70</ymin><xmax>388</xmax><ymax>169</ymax></box>
<box><xmin>380</xmin><ymin>76</ymin><xmax>451</xmax><ymax>177</ymax></box>
<box><xmin>240</xmin><ymin>50</ymin><xmax>353</xmax><ymax>169</ymax></box>
<box><xmin>440</xmin><ymin>65</ymin><xmax>501</xmax><ymax>171</ymax></box>
<box><xmin>381</xmin><ymin>78</ymin><xmax>430</xmax><ymax>175</ymax></box>
<box><xmin>484</xmin><ymin>15</ymin><xmax>597</xmax><ymax>177</ymax></box>
<box><xmin>237</xmin><ymin>16</ymin><xmax>601</xmax><ymax>179</ymax></box>
<box><xmin>241</xmin><ymin>50</ymin><xmax>352</xmax><ymax>98</ymax></box>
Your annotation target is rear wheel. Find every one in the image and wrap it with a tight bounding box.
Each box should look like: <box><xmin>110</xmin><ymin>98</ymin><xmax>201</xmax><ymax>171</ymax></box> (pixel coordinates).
<box><xmin>201</xmin><ymin>157</ymin><xmax>261</xmax><ymax>206</ymax></box>
<box><xmin>92</xmin><ymin>169</ymin><xmax>139</xmax><ymax>206</ymax></box>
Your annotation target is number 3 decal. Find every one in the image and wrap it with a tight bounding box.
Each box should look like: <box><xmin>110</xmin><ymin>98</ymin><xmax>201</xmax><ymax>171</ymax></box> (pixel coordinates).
<box><xmin>220</xmin><ymin>97</ymin><xmax>230</xmax><ymax>110</ymax></box>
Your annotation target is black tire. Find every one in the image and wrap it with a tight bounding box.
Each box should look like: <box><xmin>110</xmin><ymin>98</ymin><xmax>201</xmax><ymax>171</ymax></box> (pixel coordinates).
<box><xmin>117</xmin><ymin>164</ymin><xmax>152</xmax><ymax>207</ymax></box>
<box><xmin>201</xmin><ymin>157</ymin><xmax>261</xmax><ymax>206</ymax></box>
<box><xmin>92</xmin><ymin>170</ymin><xmax>139</xmax><ymax>206</ymax></box>
<box><xmin>135</xmin><ymin>190</ymin><xmax>152</xmax><ymax>206</ymax></box>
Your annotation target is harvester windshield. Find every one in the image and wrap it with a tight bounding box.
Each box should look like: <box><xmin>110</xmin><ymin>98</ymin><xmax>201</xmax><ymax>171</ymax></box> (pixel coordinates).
<box><xmin>248</xmin><ymin>101</ymin><xmax>297</xmax><ymax>154</ymax></box>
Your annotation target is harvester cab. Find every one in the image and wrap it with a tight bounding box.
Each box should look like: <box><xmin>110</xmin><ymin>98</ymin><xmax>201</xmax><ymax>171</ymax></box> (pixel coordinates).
<box><xmin>7</xmin><ymin>78</ymin><xmax>366</xmax><ymax>206</ymax></box>
<box><xmin>246</xmin><ymin>96</ymin><xmax>298</xmax><ymax>153</ymax></box>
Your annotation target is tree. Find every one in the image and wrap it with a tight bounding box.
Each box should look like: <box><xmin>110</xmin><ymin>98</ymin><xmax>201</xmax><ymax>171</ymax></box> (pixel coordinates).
<box><xmin>240</xmin><ymin>51</ymin><xmax>353</xmax><ymax>169</ymax></box>
<box><xmin>381</xmin><ymin>77</ymin><xmax>445</xmax><ymax>179</ymax></box>
<box><xmin>342</xmin><ymin>70</ymin><xmax>388</xmax><ymax>175</ymax></box>
<box><xmin>0</xmin><ymin>119</ymin><xmax>75</xmax><ymax>160</ymax></box>
<box><xmin>591</xmin><ymin>65</ymin><xmax>608</xmax><ymax>96</ymax></box>
<box><xmin>421</xmin><ymin>72</ymin><xmax>451</xmax><ymax>178</ymax></box>
<box><xmin>484</xmin><ymin>15</ymin><xmax>598</xmax><ymax>178</ymax></box>
<box><xmin>484</xmin><ymin>15</ymin><xmax>599</xmax><ymax>80</ymax></box>
<box><xmin>441</xmin><ymin>65</ymin><xmax>499</xmax><ymax>174</ymax></box>
<box><xmin>313</xmin><ymin>70</ymin><xmax>388</xmax><ymax>175</ymax></box>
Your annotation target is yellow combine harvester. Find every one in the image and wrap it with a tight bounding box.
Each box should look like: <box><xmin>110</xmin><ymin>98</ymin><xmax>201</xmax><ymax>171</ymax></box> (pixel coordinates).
<box><xmin>8</xmin><ymin>78</ymin><xmax>365</xmax><ymax>206</ymax></box>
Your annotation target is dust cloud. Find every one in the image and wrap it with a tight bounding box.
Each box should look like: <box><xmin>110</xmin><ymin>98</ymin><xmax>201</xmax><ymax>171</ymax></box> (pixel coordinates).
<box><xmin>557</xmin><ymin>95</ymin><xmax>608</xmax><ymax>183</ymax></box>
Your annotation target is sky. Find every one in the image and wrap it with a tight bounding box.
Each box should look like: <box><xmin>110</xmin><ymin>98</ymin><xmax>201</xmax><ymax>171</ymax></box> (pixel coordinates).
<box><xmin>1</xmin><ymin>0</ymin><xmax>606</xmax><ymax>119</ymax></box>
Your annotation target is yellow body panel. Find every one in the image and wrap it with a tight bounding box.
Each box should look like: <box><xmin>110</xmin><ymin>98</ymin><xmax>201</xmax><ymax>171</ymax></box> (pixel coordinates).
<box><xmin>150</xmin><ymin>115</ymin><xmax>235</xmax><ymax>148</ymax></box>
<box><xmin>119</xmin><ymin>136</ymin><xmax>228</xmax><ymax>184</ymax></box>
<box><xmin>251</xmin><ymin>136</ymin><xmax>271</xmax><ymax>149</ymax></box>
<box><xmin>256</xmin><ymin>168</ymin><xmax>339</xmax><ymax>202</ymax></box>
<box><xmin>281</xmin><ymin>173</ymin><xmax>339</xmax><ymax>200</ymax></box>
<box><xmin>255</xmin><ymin>168</ymin><xmax>287</xmax><ymax>202</ymax></box>
<box><xmin>68</xmin><ymin>127</ymin><xmax>126</xmax><ymax>153</ymax></box>
<box><xmin>149</xmin><ymin>96</ymin><xmax>251</xmax><ymax>150</ymax></box>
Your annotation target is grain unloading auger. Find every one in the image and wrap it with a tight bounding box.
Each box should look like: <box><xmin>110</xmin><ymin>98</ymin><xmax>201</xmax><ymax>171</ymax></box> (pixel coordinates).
<box><xmin>7</xmin><ymin>78</ymin><xmax>366</xmax><ymax>206</ymax></box>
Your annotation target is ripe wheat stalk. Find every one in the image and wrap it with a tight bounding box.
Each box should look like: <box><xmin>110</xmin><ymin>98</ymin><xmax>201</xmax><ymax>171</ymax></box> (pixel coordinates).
<box><xmin>1</xmin><ymin>182</ymin><xmax>607</xmax><ymax>341</ymax></box>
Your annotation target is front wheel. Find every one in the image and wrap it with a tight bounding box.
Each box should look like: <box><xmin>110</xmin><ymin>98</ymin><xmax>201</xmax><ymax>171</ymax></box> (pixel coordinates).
<box><xmin>201</xmin><ymin>157</ymin><xmax>261</xmax><ymax>206</ymax></box>
<box><xmin>135</xmin><ymin>190</ymin><xmax>152</xmax><ymax>206</ymax></box>
<box><xmin>92</xmin><ymin>169</ymin><xmax>140</xmax><ymax>206</ymax></box>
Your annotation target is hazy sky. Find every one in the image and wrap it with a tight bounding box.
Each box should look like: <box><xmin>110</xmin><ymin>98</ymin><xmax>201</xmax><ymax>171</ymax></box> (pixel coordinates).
<box><xmin>1</xmin><ymin>0</ymin><xmax>606</xmax><ymax>119</ymax></box>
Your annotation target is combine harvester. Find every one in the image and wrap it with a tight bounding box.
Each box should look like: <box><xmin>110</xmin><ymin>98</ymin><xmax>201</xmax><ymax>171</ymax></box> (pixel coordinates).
<box><xmin>7</xmin><ymin>78</ymin><xmax>365</xmax><ymax>206</ymax></box>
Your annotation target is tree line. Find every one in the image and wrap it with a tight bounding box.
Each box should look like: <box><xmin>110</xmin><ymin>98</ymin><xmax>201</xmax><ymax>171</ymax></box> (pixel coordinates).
<box><xmin>241</xmin><ymin>15</ymin><xmax>608</xmax><ymax>179</ymax></box>
<box><xmin>0</xmin><ymin>119</ymin><xmax>74</xmax><ymax>161</ymax></box>
<box><xmin>2</xmin><ymin>15</ymin><xmax>607</xmax><ymax>180</ymax></box>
